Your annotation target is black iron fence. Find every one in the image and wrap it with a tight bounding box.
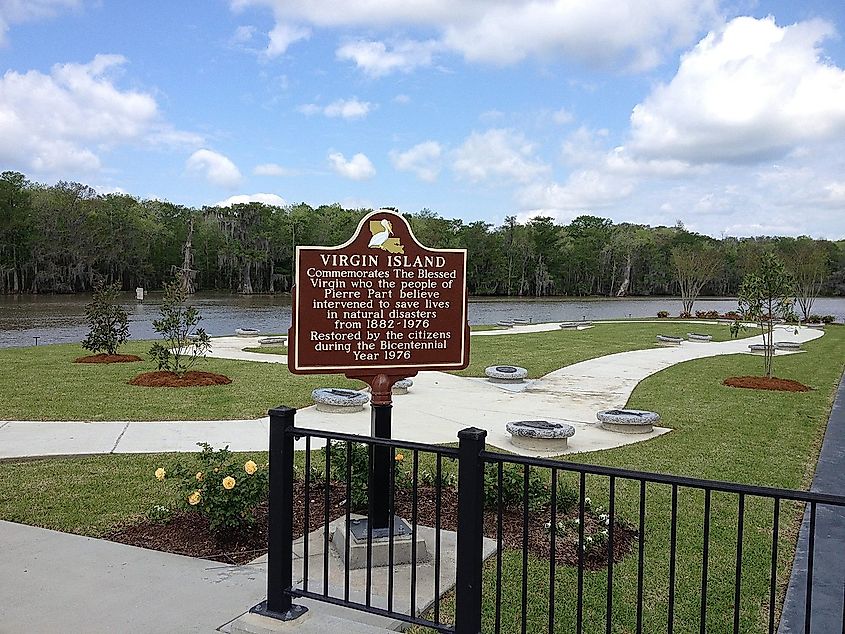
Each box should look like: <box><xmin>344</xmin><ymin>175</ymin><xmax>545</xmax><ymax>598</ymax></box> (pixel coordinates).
<box><xmin>253</xmin><ymin>407</ymin><xmax>845</xmax><ymax>633</ymax></box>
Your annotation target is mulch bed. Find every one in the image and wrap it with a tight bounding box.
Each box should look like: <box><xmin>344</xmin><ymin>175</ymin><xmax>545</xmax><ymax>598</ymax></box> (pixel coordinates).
<box><xmin>108</xmin><ymin>482</ymin><xmax>635</xmax><ymax>570</ymax></box>
<box><xmin>723</xmin><ymin>376</ymin><xmax>811</xmax><ymax>392</ymax></box>
<box><xmin>128</xmin><ymin>370</ymin><xmax>232</xmax><ymax>387</ymax></box>
<box><xmin>74</xmin><ymin>353</ymin><xmax>142</xmax><ymax>363</ymax></box>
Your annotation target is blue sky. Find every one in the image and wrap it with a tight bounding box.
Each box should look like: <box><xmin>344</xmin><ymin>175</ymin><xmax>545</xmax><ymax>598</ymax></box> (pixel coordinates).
<box><xmin>2</xmin><ymin>1</ymin><xmax>845</xmax><ymax>238</ymax></box>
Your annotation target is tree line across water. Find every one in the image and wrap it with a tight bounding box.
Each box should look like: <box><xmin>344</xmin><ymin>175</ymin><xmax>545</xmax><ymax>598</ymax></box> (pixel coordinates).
<box><xmin>1</xmin><ymin>170</ymin><xmax>843</xmax><ymax>298</ymax></box>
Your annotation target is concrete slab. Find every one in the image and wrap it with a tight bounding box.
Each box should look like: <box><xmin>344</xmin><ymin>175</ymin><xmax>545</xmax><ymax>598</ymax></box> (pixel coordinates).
<box><xmin>0</xmin><ymin>520</ymin><xmax>267</xmax><ymax>633</ymax></box>
<box><xmin>0</xmin><ymin>325</ymin><xmax>824</xmax><ymax>460</ymax></box>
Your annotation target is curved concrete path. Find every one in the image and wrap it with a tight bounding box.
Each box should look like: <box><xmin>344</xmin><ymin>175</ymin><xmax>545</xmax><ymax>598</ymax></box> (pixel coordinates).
<box><xmin>0</xmin><ymin>324</ymin><xmax>823</xmax><ymax>460</ymax></box>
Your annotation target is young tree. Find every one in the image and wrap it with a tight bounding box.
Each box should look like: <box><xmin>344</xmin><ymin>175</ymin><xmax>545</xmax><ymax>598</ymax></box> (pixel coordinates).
<box><xmin>82</xmin><ymin>282</ymin><xmax>130</xmax><ymax>355</ymax></box>
<box><xmin>149</xmin><ymin>280</ymin><xmax>211</xmax><ymax>375</ymax></box>
<box><xmin>734</xmin><ymin>251</ymin><xmax>795</xmax><ymax>378</ymax></box>
<box><xmin>782</xmin><ymin>238</ymin><xmax>829</xmax><ymax>322</ymax></box>
<box><xmin>671</xmin><ymin>244</ymin><xmax>721</xmax><ymax>315</ymax></box>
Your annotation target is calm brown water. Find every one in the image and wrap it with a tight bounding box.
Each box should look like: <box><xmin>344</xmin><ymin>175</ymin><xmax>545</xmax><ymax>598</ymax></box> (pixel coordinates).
<box><xmin>1</xmin><ymin>293</ymin><xmax>843</xmax><ymax>348</ymax></box>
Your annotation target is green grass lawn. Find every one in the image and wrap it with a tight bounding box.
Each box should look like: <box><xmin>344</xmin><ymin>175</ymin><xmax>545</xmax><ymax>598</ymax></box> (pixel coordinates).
<box><xmin>455</xmin><ymin>321</ymin><xmax>748</xmax><ymax>378</ymax></box>
<box><xmin>0</xmin><ymin>325</ymin><xmax>840</xmax><ymax>633</ymax></box>
<box><xmin>0</xmin><ymin>321</ymin><xmax>753</xmax><ymax>421</ymax></box>
<box><xmin>243</xmin><ymin>345</ymin><xmax>287</xmax><ymax>355</ymax></box>
<box><xmin>0</xmin><ymin>340</ymin><xmax>363</xmax><ymax>420</ymax></box>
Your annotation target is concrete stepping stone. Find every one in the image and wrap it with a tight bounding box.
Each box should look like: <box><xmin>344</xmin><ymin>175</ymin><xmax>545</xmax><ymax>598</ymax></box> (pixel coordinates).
<box><xmin>596</xmin><ymin>409</ymin><xmax>659</xmax><ymax>434</ymax></box>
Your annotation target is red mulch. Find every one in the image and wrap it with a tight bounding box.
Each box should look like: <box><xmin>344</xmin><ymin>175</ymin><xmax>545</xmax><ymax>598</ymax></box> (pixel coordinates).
<box><xmin>74</xmin><ymin>353</ymin><xmax>142</xmax><ymax>363</ymax></box>
<box><xmin>128</xmin><ymin>370</ymin><xmax>232</xmax><ymax>387</ymax></box>
<box><xmin>107</xmin><ymin>482</ymin><xmax>635</xmax><ymax>570</ymax></box>
<box><xmin>723</xmin><ymin>376</ymin><xmax>811</xmax><ymax>392</ymax></box>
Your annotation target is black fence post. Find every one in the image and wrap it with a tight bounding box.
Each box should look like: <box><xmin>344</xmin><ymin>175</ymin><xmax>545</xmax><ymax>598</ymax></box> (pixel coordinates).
<box><xmin>455</xmin><ymin>427</ymin><xmax>487</xmax><ymax>634</ymax></box>
<box><xmin>250</xmin><ymin>406</ymin><xmax>308</xmax><ymax>621</ymax></box>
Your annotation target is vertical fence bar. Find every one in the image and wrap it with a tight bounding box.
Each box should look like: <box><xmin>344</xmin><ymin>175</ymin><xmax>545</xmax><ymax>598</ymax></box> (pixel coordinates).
<box><xmin>668</xmin><ymin>484</ymin><xmax>678</xmax><ymax>634</ymax></box>
<box><xmin>366</xmin><ymin>442</ymin><xmax>374</xmax><ymax>607</ymax></box>
<box><xmin>521</xmin><ymin>464</ymin><xmax>529</xmax><ymax>634</ymax></box>
<box><xmin>303</xmin><ymin>436</ymin><xmax>311</xmax><ymax>593</ymax></box>
<box><xmin>344</xmin><ymin>441</ymin><xmax>352</xmax><ymax>602</ymax></box>
<box><xmin>805</xmin><ymin>501</ymin><xmax>817</xmax><ymax>634</ymax></box>
<box><xmin>495</xmin><ymin>461</ymin><xmax>504</xmax><ymax>634</ymax></box>
<box><xmin>411</xmin><ymin>449</ymin><xmax>419</xmax><ymax>618</ymax></box>
<box><xmin>700</xmin><ymin>489</ymin><xmax>711</xmax><ymax>634</ymax></box>
<box><xmin>636</xmin><ymin>479</ymin><xmax>646</xmax><ymax>634</ymax></box>
<box><xmin>434</xmin><ymin>453</ymin><xmax>443</xmax><ymax>624</ymax></box>
<box><xmin>606</xmin><ymin>476</ymin><xmax>616</xmax><ymax>634</ymax></box>
<box><xmin>254</xmin><ymin>407</ymin><xmax>307</xmax><ymax>620</ymax></box>
<box><xmin>733</xmin><ymin>493</ymin><xmax>745</xmax><ymax>634</ymax></box>
<box><xmin>577</xmin><ymin>472</ymin><xmax>586</xmax><ymax>634</ymax></box>
<box><xmin>768</xmin><ymin>498</ymin><xmax>780</xmax><ymax>634</ymax></box>
<box><xmin>323</xmin><ymin>440</ymin><xmax>331</xmax><ymax>597</ymax></box>
<box><xmin>548</xmin><ymin>468</ymin><xmax>558</xmax><ymax>634</ymax></box>
<box><xmin>455</xmin><ymin>428</ymin><xmax>487</xmax><ymax>634</ymax></box>
<box><xmin>387</xmin><ymin>446</ymin><xmax>396</xmax><ymax>612</ymax></box>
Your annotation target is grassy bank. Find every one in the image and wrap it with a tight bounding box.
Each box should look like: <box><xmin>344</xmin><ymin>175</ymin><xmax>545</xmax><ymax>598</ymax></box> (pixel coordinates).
<box><xmin>0</xmin><ymin>340</ymin><xmax>362</xmax><ymax>420</ymax></box>
<box><xmin>1</xmin><ymin>325</ymin><xmax>840</xmax><ymax>633</ymax></box>
<box><xmin>0</xmin><ymin>321</ymin><xmax>751</xmax><ymax>421</ymax></box>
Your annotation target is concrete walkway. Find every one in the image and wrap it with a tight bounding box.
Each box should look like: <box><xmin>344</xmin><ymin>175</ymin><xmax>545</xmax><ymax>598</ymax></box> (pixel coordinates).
<box><xmin>0</xmin><ymin>325</ymin><xmax>823</xmax><ymax>459</ymax></box>
<box><xmin>778</xmin><ymin>369</ymin><xmax>845</xmax><ymax>633</ymax></box>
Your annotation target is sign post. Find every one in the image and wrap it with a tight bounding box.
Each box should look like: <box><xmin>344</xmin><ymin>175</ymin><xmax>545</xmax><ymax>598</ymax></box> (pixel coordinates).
<box><xmin>289</xmin><ymin>209</ymin><xmax>469</xmax><ymax>529</ymax></box>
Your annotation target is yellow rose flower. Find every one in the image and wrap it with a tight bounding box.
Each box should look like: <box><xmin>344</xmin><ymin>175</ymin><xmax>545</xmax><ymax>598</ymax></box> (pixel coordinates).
<box><xmin>187</xmin><ymin>491</ymin><xmax>201</xmax><ymax>506</ymax></box>
<box><xmin>154</xmin><ymin>467</ymin><xmax>166</xmax><ymax>481</ymax></box>
<box><xmin>222</xmin><ymin>476</ymin><xmax>236</xmax><ymax>490</ymax></box>
<box><xmin>244</xmin><ymin>460</ymin><xmax>257</xmax><ymax>475</ymax></box>
<box><xmin>395</xmin><ymin>453</ymin><xmax>404</xmax><ymax>462</ymax></box>
<box><xmin>196</xmin><ymin>471</ymin><xmax>204</xmax><ymax>482</ymax></box>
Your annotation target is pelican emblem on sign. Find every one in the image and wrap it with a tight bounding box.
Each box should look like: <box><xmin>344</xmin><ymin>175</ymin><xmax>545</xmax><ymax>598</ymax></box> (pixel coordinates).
<box><xmin>368</xmin><ymin>218</ymin><xmax>404</xmax><ymax>253</ymax></box>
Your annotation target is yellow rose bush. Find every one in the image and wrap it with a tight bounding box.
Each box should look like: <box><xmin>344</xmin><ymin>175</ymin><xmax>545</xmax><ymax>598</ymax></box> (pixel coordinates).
<box><xmin>157</xmin><ymin>442</ymin><xmax>268</xmax><ymax>535</ymax></box>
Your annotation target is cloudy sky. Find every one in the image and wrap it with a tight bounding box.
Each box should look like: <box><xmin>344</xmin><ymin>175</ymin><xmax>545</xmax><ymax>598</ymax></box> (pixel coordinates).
<box><xmin>2</xmin><ymin>1</ymin><xmax>845</xmax><ymax>238</ymax></box>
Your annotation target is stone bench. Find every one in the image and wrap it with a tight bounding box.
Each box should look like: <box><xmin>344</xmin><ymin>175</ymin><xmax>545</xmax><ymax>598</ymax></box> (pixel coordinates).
<box><xmin>656</xmin><ymin>335</ymin><xmax>683</xmax><ymax>346</ymax></box>
<box><xmin>392</xmin><ymin>378</ymin><xmax>413</xmax><ymax>395</ymax></box>
<box><xmin>236</xmin><ymin>328</ymin><xmax>261</xmax><ymax>337</ymax></box>
<box><xmin>485</xmin><ymin>365</ymin><xmax>528</xmax><ymax>383</ymax></box>
<box><xmin>686</xmin><ymin>333</ymin><xmax>712</xmax><ymax>342</ymax></box>
<box><xmin>748</xmin><ymin>344</ymin><xmax>775</xmax><ymax>354</ymax></box>
<box><xmin>512</xmin><ymin>318</ymin><xmax>531</xmax><ymax>325</ymax></box>
<box><xmin>774</xmin><ymin>341</ymin><xmax>801</xmax><ymax>351</ymax></box>
<box><xmin>312</xmin><ymin>388</ymin><xmax>370</xmax><ymax>413</ymax></box>
<box><xmin>257</xmin><ymin>336</ymin><xmax>287</xmax><ymax>346</ymax></box>
<box><xmin>497</xmin><ymin>320</ymin><xmax>514</xmax><ymax>328</ymax></box>
<box><xmin>506</xmin><ymin>420</ymin><xmax>575</xmax><ymax>451</ymax></box>
<box><xmin>596</xmin><ymin>409</ymin><xmax>659</xmax><ymax>434</ymax></box>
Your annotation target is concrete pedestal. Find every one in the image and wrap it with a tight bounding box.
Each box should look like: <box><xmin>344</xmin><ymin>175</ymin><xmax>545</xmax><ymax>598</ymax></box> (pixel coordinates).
<box><xmin>331</xmin><ymin>517</ymin><xmax>429</xmax><ymax>569</ymax></box>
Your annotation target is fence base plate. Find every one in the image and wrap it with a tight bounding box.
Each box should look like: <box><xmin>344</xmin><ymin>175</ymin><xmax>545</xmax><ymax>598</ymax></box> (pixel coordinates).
<box><xmin>249</xmin><ymin>600</ymin><xmax>308</xmax><ymax>621</ymax></box>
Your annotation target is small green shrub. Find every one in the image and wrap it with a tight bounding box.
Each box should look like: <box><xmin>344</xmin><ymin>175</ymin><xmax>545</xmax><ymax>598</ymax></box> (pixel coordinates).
<box><xmin>484</xmin><ymin>463</ymin><xmax>548</xmax><ymax>512</ymax></box>
<box><xmin>156</xmin><ymin>443</ymin><xmax>268</xmax><ymax>535</ymax></box>
<box><xmin>82</xmin><ymin>282</ymin><xmax>129</xmax><ymax>355</ymax></box>
<box><xmin>149</xmin><ymin>279</ymin><xmax>210</xmax><ymax>375</ymax></box>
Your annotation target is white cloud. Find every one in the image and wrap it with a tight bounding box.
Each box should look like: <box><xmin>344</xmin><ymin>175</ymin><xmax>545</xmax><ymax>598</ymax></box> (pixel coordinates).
<box><xmin>298</xmin><ymin>98</ymin><xmax>372</xmax><ymax>119</ymax></box>
<box><xmin>265</xmin><ymin>21</ymin><xmax>310</xmax><ymax>57</ymax></box>
<box><xmin>518</xmin><ymin>170</ymin><xmax>635</xmax><ymax>214</ymax></box>
<box><xmin>215</xmin><ymin>193</ymin><xmax>287</xmax><ymax>207</ymax></box>
<box><xmin>336</xmin><ymin>39</ymin><xmax>440</xmax><ymax>77</ymax></box>
<box><xmin>0</xmin><ymin>0</ymin><xmax>79</xmax><ymax>45</ymax></box>
<box><xmin>629</xmin><ymin>16</ymin><xmax>845</xmax><ymax>164</ymax></box>
<box><xmin>552</xmin><ymin>108</ymin><xmax>574</xmax><ymax>125</ymax></box>
<box><xmin>323</xmin><ymin>98</ymin><xmax>371</xmax><ymax>119</ymax></box>
<box><xmin>186</xmin><ymin>149</ymin><xmax>242</xmax><ymax>188</ymax></box>
<box><xmin>0</xmin><ymin>54</ymin><xmax>192</xmax><ymax>174</ymax></box>
<box><xmin>328</xmin><ymin>151</ymin><xmax>375</xmax><ymax>180</ymax></box>
<box><xmin>393</xmin><ymin>94</ymin><xmax>411</xmax><ymax>104</ymax></box>
<box><xmin>452</xmin><ymin>129</ymin><xmax>549</xmax><ymax>185</ymax></box>
<box><xmin>390</xmin><ymin>141</ymin><xmax>442</xmax><ymax>182</ymax></box>
<box><xmin>233</xmin><ymin>0</ymin><xmax>718</xmax><ymax>71</ymax></box>
<box><xmin>231</xmin><ymin>24</ymin><xmax>256</xmax><ymax>44</ymax></box>
<box><xmin>253</xmin><ymin>162</ymin><xmax>297</xmax><ymax>176</ymax></box>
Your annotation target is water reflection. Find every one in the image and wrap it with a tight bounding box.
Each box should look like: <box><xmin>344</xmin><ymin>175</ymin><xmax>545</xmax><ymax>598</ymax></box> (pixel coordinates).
<box><xmin>1</xmin><ymin>293</ymin><xmax>843</xmax><ymax>348</ymax></box>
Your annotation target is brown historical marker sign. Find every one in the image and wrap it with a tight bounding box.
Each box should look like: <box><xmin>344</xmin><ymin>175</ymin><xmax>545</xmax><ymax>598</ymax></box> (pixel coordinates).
<box><xmin>289</xmin><ymin>209</ymin><xmax>469</xmax><ymax>388</ymax></box>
